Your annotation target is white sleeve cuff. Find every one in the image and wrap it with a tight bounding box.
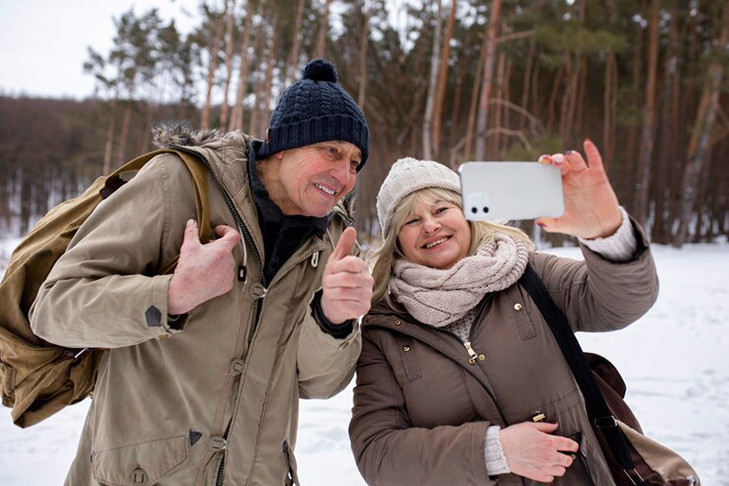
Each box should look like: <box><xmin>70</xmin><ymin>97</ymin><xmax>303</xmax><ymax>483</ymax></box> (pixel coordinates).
<box><xmin>579</xmin><ymin>206</ymin><xmax>637</xmax><ymax>262</ymax></box>
<box><xmin>484</xmin><ymin>425</ymin><xmax>510</xmax><ymax>475</ymax></box>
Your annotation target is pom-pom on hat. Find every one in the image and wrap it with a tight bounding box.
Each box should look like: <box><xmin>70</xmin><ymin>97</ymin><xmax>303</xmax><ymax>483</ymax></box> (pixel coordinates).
<box><xmin>376</xmin><ymin>157</ymin><xmax>461</xmax><ymax>236</ymax></box>
<box><xmin>257</xmin><ymin>59</ymin><xmax>370</xmax><ymax>169</ymax></box>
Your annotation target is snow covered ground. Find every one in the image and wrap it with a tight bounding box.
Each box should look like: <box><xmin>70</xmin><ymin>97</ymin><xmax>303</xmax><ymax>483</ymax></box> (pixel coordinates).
<box><xmin>1</xmin><ymin>239</ymin><xmax>727</xmax><ymax>485</ymax></box>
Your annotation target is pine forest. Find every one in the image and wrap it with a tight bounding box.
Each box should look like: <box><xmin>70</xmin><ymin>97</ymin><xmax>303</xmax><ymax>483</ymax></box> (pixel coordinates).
<box><xmin>0</xmin><ymin>0</ymin><xmax>727</xmax><ymax>248</ymax></box>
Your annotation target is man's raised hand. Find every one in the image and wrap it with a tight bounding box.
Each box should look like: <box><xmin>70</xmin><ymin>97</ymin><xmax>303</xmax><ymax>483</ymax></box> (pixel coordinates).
<box><xmin>320</xmin><ymin>227</ymin><xmax>373</xmax><ymax>324</ymax></box>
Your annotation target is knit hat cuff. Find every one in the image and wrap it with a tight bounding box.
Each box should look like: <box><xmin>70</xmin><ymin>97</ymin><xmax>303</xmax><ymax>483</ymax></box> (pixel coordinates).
<box><xmin>377</xmin><ymin>159</ymin><xmax>461</xmax><ymax>235</ymax></box>
<box><xmin>257</xmin><ymin>114</ymin><xmax>370</xmax><ymax>169</ymax></box>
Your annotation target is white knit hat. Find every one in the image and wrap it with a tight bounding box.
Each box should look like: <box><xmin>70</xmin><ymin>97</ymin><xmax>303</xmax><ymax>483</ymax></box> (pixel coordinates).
<box><xmin>376</xmin><ymin>157</ymin><xmax>461</xmax><ymax>236</ymax></box>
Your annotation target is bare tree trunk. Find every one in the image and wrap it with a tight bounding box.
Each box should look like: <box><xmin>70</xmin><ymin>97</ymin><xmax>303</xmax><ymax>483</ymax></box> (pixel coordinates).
<box><xmin>259</xmin><ymin>21</ymin><xmax>279</xmax><ymax>137</ymax></box>
<box><xmin>603</xmin><ymin>52</ymin><xmax>617</xmax><ymax>170</ymax></box>
<box><xmin>559</xmin><ymin>54</ymin><xmax>581</xmax><ymax>147</ymax></box>
<box><xmin>314</xmin><ymin>0</ymin><xmax>332</xmax><ymax>59</ymax></box>
<box><xmin>201</xmin><ymin>1</ymin><xmax>229</xmax><ymax>129</ymax></box>
<box><xmin>622</xmin><ymin>13</ymin><xmax>644</xmax><ymax>205</ymax></box>
<box><xmin>491</xmin><ymin>51</ymin><xmax>507</xmax><ymax>159</ymax></box>
<box><xmin>116</xmin><ymin>101</ymin><xmax>133</xmax><ymax>167</ymax></box>
<box><xmin>635</xmin><ymin>0</ymin><xmax>660</xmax><ymax>227</ymax></box>
<box><xmin>219</xmin><ymin>0</ymin><xmax>238</xmax><ymax>130</ymax></box>
<box><xmin>464</xmin><ymin>28</ymin><xmax>489</xmax><ymax>160</ymax></box>
<box><xmin>546</xmin><ymin>63</ymin><xmax>564</xmax><ymax>134</ymax></box>
<box><xmin>423</xmin><ymin>0</ymin><xmax>443</xmax><ymax>160</ymax></box>
<box><xmin>654</xmin><ymin>6</ymin><xmax>679</xmax><ymax>242</ymax></box>
<box><xmin>449</xmin><ymin>65</ymin><xmax>464</xmax><ymax>147</ymax></box>
<box><xmin>136</xmin><ymin>102</ymin><xmax>152</xmax><ymax>155</ymax></box>
<box><xmin>229</xmin><ymin>2</ymin><xmax>255</xmax><ymax>131</ymax></box>
<box><xmin>358</xmin><ymin>7</ymin><xmax>371</xmax><ymax>108</ymax></box>
<box><xmin>432</xmin><ymin>0</ymin><xmax>457</xmax><ymax>154</ymax></box>
<box><xmin>475</xmin><ymin>0</ymin><xmax>502</xmax><ymax>160</ymax></box>
<box><xmin>286</xmin><ymin>0</ymin><xmax>306</xmax><ymax>85</ymax></box>
<box><xmin>673</xmin><ymin>3</ymin><xmax>728</xmax><ymax>247</ymax></box>
<box><xmin>248</xmin><ymin>19</ymin><xmax>266</xmax><ymax>135</ymax></box>
<box><xmin>574</xmin><ymin>56</ymin><xmax>587</xmax><ymax>142</ymax></box>
<box><xmin>103</xmin><ymin>98</ymin><xmax>118</xmax><ymax>175</ymax></box>
<box><xmin>519</xmin><ymin>36</ymin><xmax>537</xmax><ymax>132</ymax></box>
<box><xmin>602</xmin><ymin>0</ymin><xmax>618</xmax><ymax>170</ymax></box>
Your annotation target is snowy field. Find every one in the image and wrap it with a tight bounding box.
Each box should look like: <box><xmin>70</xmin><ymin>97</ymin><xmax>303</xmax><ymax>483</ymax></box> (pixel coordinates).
<box><xmin>1</xmin><ymin>238</ymin><xmax>727</xmax><ymax>485</ymax></box>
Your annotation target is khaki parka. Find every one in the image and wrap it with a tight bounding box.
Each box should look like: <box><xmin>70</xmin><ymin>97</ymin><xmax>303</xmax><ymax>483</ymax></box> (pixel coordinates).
<box><xmin>350</xmin><ymin>222</ymin><xmax>658</xmax><ymax>486</ymax></box>
<box><xmin>30</xmin><ymin>130</ymin><xmax>361</xmax><ymax>486</ymax></box>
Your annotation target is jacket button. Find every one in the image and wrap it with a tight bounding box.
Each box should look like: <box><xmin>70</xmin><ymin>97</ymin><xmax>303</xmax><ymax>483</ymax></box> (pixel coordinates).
<box><xmin>394</xmin><ymin>319</ymin><xmax>401</xmax><ymax>326</ymax></box>
<box><xmin>130</xmin><ymin>467</ymin><xmax>147</xmax><ymax>484</ymax></box>
<box><xmin>403</xmin><ymin>346</ymin><xmax>410</xmax><ymax>352</ymax></box>
<box><xmin>514</xmin><ymin>303</ymin><xmax>523</xmax><ymax>311</ymax></box>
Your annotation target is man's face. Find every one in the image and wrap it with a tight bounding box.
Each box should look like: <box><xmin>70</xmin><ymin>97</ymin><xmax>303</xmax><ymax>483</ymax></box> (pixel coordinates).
<box><xmin>269</xmin><ymin>141</ymin><xmax>361</xmax><ymax>217</ymax></box>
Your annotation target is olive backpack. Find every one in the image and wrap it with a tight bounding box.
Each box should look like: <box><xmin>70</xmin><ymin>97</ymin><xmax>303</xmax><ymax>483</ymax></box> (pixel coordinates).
<box><xmin>0</xmin><ymin>149</ymin><xmax>211</xmax><ymax>428</ymax></box>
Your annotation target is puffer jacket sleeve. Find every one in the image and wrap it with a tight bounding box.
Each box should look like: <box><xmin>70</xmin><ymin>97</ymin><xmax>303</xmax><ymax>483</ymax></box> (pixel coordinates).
<box><xmin>29</xmin><ymin>154</ymin><xmax>197</xmax><ymax>348</ymax></box>
<box><xmin>297</xmin><ymin>300</ymin><xmax>362</xmax><ymax>399</ymax></box>
<box><xmin>349</xmin><ymin>329</ymin><xmax>495</xmax><ymax>486</ymax></box>
<box><xmin>530</xmin><ymin>215</ymin><xmax>659</xmax><ymax>333</ymax></box>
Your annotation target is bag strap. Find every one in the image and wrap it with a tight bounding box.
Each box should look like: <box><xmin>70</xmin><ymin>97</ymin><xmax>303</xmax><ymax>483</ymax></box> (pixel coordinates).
<box><xmin>99</xmin><ymin>149</ymin><xmax>211</xmax><ymax>275</ymax></box>
<box><xmin>519</xmin><ymin>263</ymin><xmax>637</xmax><ymax>472</ymax></box>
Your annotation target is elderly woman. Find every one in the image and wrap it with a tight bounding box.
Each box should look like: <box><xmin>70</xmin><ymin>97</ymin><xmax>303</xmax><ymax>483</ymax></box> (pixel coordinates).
<box><xmin>349</xmin><ymin>141</ymin><xmax>658</xmax><ymax>485</ymax></box>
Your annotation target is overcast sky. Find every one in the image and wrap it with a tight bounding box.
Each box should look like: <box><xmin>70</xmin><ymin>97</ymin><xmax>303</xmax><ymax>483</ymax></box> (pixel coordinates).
<box><xmin>0</xmin><ymin>0</ymin><xmax>200</xmax><ymax>99</ymax></box>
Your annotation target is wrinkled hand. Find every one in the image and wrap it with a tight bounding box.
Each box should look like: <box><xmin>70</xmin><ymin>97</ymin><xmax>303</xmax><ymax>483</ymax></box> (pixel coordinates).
<box><xmin>167</xmin><ymin>220</ymin><xmax>240</xmax><ymax>315</ymax></box>
<box><xmin>536</xmin><ymin>139</ymin><xmax>622</xmax><ymax>239</ymax></box>
<box><xmin>320</xmin><ymin>227</ymin><xmax>373</xmax><ymax>324</ymax></box>
<box><xmin>500</xmin><ymin>421</ymin><xmax>579</xmax><ymax>483</ymax></box>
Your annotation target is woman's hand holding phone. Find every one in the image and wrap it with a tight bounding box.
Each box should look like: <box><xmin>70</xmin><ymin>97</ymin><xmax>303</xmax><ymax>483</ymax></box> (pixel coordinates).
<box><xmin>536</xmin><ymin>139</ymin><xmax>622</xmax><ymax>240</ymax></box>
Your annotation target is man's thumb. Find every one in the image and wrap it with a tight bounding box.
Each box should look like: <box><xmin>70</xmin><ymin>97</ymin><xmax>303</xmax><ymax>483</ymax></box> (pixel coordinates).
<box><xmin>180</xmin><ymin>219</ymin><xmax>201</xmax><ymax>251</ymax></box>
<box><xmin>332</xmin><ymin>227</ymin><xmax>357</xmax><ymax>260</ymax></box>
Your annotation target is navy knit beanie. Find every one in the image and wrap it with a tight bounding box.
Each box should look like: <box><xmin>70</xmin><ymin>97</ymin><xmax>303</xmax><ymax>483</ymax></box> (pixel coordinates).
<box><xmin>257</xmin><ymin>59</ymin><xmax>370</xmax><ymax>170</ymax></box>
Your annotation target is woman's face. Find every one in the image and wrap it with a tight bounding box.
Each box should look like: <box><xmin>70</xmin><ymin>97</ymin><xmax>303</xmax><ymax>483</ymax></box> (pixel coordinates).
<box><xmin>396</xmin><ymin>195</ymin><xmax>472</xmax><ymax>269</ymax></box>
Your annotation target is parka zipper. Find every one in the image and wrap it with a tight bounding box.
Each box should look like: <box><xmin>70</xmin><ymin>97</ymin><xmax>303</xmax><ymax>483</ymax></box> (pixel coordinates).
<box><xmin>169</xmin><ymin>144</ymin><xmax>268</xmax><ymax>290</ymax></box>
<box><xmin>365</xmin><ymin>317</ymin><xmax>508</xmax><ymax>425</ymax></box>
<box><xmin>169</xmin><ymin>144</ymin><xmax>266</xmax><ymax>486</ymax></box>
<box><xmin>462</xmin><ymin>340</ymin><xmax>479</xmax><ymax>362</ymax></box>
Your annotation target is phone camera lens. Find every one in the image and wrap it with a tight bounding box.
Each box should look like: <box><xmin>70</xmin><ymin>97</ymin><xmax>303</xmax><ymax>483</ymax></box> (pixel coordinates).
<box><xmin>471</xmin><ymin>207</ymin><xmax>477</xmax><ymax>214</ymax></box>
<box><xmin>483</xmin><ymin>207</ymin><xmax>489</xmax><ymax>213</ymax></box>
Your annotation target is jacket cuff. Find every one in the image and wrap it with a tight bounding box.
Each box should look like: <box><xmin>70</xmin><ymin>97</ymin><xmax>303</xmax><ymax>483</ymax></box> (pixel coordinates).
<box><xmin>484</xmin><ymin>425</ymin><xmax>510</xmax><ymax>476</ymax></box>
<box><xmin>311</xmin><ymin>289</ymin><xmax>355</xmax><ymax>339</ymax></box>
<box><xmin>578</xmin><ymin>207</ymin><xmax>639</xmax><ymax>262</ymax></box>
<box><xmin>166</xmin><ymin>312</ymin><xmax>189</xmax><ymax>331</ymax></box>
<box><xmin>580</xmin><ymin>211</ymin><xmax>650</xmax><ymax>264</ymax></box>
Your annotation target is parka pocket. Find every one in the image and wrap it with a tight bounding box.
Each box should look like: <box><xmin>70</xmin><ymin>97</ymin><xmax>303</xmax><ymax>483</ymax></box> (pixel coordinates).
<box><xmin>396</xmin><ymin>336</ymin><xmax>421</xmax><ymax>382</ymax></box>
<box><xmin>566</xmin><ymin>431</ymin><xmax>596</xmax><ymax>486</ymax></box>
<box><xmin>92</xmin><ymin>434</ymin><xmax>189</xmax><ymax>486</ymax></box>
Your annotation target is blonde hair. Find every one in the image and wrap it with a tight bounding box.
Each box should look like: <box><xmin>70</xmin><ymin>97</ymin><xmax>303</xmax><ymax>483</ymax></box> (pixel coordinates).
<box><xmin>369</xmin><ymin>187</ymin><xmax>535</xmax><ymax>309</ymax></box>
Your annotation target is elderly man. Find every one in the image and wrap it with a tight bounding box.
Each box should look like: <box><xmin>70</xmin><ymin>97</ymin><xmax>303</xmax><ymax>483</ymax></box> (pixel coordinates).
<box><xmin>30</xmin><ymin>59</ymin><xmax>372</xmax><ymax>486</ymax></box>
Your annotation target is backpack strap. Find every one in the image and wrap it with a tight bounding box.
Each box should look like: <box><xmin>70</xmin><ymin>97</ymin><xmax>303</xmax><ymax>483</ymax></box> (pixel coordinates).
<box><xmin>519</xmin><ymin>263</ymin><xmax>637</xmax><ymax>473</ymax></box>
<box><xmin>99</xmin><ymin>149</ymin><xmax>212</xmax><ymax>274</ymax></box>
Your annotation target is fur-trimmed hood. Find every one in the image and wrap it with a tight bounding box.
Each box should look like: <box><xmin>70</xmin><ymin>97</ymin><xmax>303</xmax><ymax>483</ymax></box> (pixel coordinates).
<box><xmin>152</xmin><ymin>121</ymin><xmax>223</xmax><ymax>148</ymax></box>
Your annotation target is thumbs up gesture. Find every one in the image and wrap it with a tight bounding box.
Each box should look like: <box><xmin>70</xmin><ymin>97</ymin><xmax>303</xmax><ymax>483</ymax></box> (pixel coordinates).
<box><xmin>320</xmin><ymin>227</ymin><xmax>374</xmax><ymax>324</ymax></box>
<box><xmin>167</xmin><ymin>220</ymin><xmax>240</xmax><ymax>315</ymax></box>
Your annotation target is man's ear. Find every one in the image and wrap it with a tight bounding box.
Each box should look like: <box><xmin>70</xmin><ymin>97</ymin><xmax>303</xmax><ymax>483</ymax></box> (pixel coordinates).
<box><xmin>274</xmin><ymin>150</ymin><xmax>285</xmax><ymax>160</ymax></box>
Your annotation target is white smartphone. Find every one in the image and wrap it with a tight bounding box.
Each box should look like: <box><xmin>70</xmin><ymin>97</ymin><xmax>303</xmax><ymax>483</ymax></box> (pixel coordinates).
<box><xmin>458</xmin><ymin>161</ymin><xmax>564</xmax><ymax>221</ymax></box>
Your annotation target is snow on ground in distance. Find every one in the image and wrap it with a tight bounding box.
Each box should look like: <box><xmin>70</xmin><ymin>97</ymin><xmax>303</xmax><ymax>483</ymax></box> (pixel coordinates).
<box><xmin>1</xmin><ymin>239</ymin><xmax>727</xmax><ymax>485</ymax></box>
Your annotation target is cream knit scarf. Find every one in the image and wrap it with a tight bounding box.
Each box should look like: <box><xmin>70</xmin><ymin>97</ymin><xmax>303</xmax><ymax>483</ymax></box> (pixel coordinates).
<box><xmin>390</xmin><ymin>232</ymin><xmax>530</xmax><ymax>327</ymax></box>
